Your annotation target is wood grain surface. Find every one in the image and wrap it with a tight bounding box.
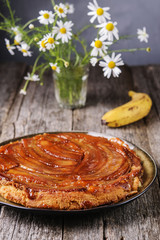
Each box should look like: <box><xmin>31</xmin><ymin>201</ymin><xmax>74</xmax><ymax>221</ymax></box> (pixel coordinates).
<box><xmin>0</xmin><ymin>62</ymin><xmax>159</xmax><ymax>240</ymax></box>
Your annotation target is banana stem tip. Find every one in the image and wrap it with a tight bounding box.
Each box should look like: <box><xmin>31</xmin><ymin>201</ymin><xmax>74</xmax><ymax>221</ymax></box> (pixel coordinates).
<box><xmin>101</xmin><ymin>119</ymin><xmax>107</xmax><ymax>125</ymax></box>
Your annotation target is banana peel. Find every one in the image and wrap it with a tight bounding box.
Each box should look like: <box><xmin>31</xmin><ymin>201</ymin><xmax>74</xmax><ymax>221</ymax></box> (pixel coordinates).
<box><xmin>101</xmin><ymin>91</ymin><xmax>152</xmax><ymax>127</ymax></box>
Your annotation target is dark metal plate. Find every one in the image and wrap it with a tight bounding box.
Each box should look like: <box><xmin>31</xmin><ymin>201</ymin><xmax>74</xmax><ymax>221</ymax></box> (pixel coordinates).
<box><xmin>0</xmin><ymin>132</ymin><xmax>157</xmax><ymax>214</ymax></box>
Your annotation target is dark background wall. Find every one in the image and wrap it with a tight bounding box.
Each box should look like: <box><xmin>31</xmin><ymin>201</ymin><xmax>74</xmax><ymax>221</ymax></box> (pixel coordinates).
<box><xmin>0</xmin><ymin>0</ymin><xmax>160</xmax><ymax>66</ymax></box>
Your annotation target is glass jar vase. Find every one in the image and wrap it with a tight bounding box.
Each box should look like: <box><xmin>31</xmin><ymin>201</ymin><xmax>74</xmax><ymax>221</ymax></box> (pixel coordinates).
<box><xmin>53</xmin><ymin>64</ymin><xmax>88</xmax><ymax>109</ymax></box>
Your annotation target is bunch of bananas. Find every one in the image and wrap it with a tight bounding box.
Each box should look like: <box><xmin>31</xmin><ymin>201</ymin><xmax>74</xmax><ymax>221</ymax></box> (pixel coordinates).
<box><xmin>101</xmin><ymin>91</ymin><xmax>152</xmax><ymax>127</ymax></box>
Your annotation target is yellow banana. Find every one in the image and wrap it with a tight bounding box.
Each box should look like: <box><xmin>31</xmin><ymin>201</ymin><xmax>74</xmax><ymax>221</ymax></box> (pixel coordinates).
<box><xmin>101</xmin><ymin>91</ymin><xmax>152</xmax><ymax>127</ymax></box>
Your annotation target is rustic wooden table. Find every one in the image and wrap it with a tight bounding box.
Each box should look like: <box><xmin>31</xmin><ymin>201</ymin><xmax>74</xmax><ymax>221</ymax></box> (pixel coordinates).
<box><xmin>0</xmin><ymin>62</ymin><xmax>159</xmax><ymax>240</ymax></box>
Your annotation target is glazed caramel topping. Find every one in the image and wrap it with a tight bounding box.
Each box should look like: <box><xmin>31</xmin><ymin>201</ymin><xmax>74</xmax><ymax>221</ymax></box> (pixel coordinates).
<box><xmin>0</xmin><ymin>133</ymin><xmax>142</xmax><ymax>194</ymax></box>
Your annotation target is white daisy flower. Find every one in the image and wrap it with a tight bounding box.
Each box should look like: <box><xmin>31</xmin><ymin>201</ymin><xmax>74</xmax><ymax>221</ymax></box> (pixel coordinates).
<box><xmin>99</xmin><ymin>52</ymin><xmax>124</xmax><ymax>78</ymax></box>
<box><xmin>137</xmin><ymin>27</ymin><xmax>149</xmax><ymax>43</ymax></box>
<box><xmin>5</xmin><ymin>38</ymin><xmax>16</xmax><ymax>55</ymax></box>
<box><xmin>49</xmin><ymin>63</ymin><xmax>60</xmax><ymax>73</ymax></box>
<box><xmin>90</xmin><ymin>57</ymin><xmax>98</xmax><ymax>66</ymax></box>
<box><xmin>14</xmin><ymin>34</ymin><xmax>22</xmax><ymax>45</ymax></box>
<box><xmin>53</xmin><ymin>20</ymin><xmax>73</xmax><ymax>43</ymax></box>
<box><xmin>38</xmin><ymin>10</ymin><xmax>54</xmax><ymax>25</ymax></box>
<box><xmin>24</xmin><ymin>72</ymin><xmax>40</xmax><ymax>81</ymax></box>
<box><xmin>37</xmin><ymin>38</ymin><xmax>47</xmax><ymax>52</ymax></box>
<box><xmin>43</xmin><ymin>33</ymin><xmax>59</xmax><ymax>50</ymax></box>
<box><xmin>90</xmin><ymin>37</ymin><xmax>111</xmax><ymax>57</ymax></box>
<box><xmin>65</xmin><ymin>3</ymin><xmax>74</xmax><ymax>14</ymax></box>
<box><xmin>82</xmin><ymin>74</ymin><xmax>88</xmax><ymax>81</ymax></box>
<box><xmin>64</xmin><ymin>61</ymin><xmax>69</xmax><ymax>68</ymax></box>
<box><xmin>11</xmin><ymin>26</ymin><xmax>21</xmax><ymax>35</ymax></box>
<box><xmin>29</xmin><ymin>24</ymin><xmax>34</xmax><ymax>29</ymax></box>
<box><xmin>97</xmin><ymin>21</ymin><xmax>119</xmax><ymax>41</ymax></box>
<box><xmin>54</xmin><ymin>3</ymin><xmax>67</xmax><ymax>18</ymax></box>
<box><xmin>17</xmin><ymin>42</ymin><xmax>32</xmax><ymax>57</ymax></box>
<box><xmin>87</xmin><ymin>0</ymin><xmax>111</xmax><ymax>24</ymax></box>
<box><xmin>20</xmin><ymin>89</ymin><xmax>27</xmax><ymax>95</ymax></box>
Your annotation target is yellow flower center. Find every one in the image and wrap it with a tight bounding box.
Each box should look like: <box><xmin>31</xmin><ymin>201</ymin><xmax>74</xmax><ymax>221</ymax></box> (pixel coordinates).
<box><xmin>43</xmin><ymin>13</ymin><xmax>49</xmax><ymax>19</ymax></box>
<box><xmin>6</xmin><ymin>44</ymin><xmax>10</xmax><ymax>48</ymax></box>
<box><xmin>52</xmin><ymin>66</ymin><xmax>57</xmax><ymax>71</ymax></box>
<box><xmin>14</xmin><ymin>40</ymin><xmax>20</xmax><ymax>45</ymax></box>
<box><xmin>108</xmin><ymin>61</ymin><xmax>116</xmax><ymax>69</ymax></box>
<box><xmin>60</xmin><ymin>27</ymin><xmax>66</xmax><ymax>34</ymax></box>
<box><xmin>59</xmin><ymin>8</ymin><xmax>64</xmax><ymax>13</ymax></box>
<box><xmin>22</xmin><ymin>49</ymin><xmax>27</xmax><ymax>53</ymax></box>
<box><xmin>146</xmin><ymin>47</ymin><xmax>151</xmax><ymax>52</ymax></box>
<box><xmin>106</xmin><ymin>23</ymin><xmax>114</xmax><ymax>31</ymax></box>
<box><xmin>48</xmin><ymin>37</ymin><xmax>54</xmax><ymax>44</ymax></box>
<box><xmin>14</xmin><ymin>31</ymin><xmax>18</xmax><ymax>35</ymax></box>
<box><xmin>95</xmin><ymin>40</ymin><xmax>103</xmax><ymax>48</ymax></box>
<box><xmin>41</xmin><ymin>40</ymin><xmax>46</xmax><ymax>48</ymax></box>
<box><xmin>96</xmin><ymin>8</ymin><xmax>104</xmax><ymax>16</ymax></box>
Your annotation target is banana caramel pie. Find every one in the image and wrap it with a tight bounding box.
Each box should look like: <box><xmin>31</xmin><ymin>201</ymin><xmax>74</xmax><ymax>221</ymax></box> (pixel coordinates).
<box><xmin>0</xmin><ymin>133</ymin><xmax>143</xmax><ymax>210</ymax></box>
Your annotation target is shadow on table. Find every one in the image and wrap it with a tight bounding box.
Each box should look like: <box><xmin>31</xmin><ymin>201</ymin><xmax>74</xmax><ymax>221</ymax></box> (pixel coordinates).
<box><xmin>86</xmin><ymin>65</ymin><xmax>133</xmax><ymax>108</ymax></box>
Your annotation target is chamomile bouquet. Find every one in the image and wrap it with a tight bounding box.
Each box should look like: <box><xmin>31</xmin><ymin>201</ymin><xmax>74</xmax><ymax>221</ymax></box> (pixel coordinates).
<box><xmin>0</xmin><ymin>0</ymin><xmax>150</xmax><ymax>107</ymax></box>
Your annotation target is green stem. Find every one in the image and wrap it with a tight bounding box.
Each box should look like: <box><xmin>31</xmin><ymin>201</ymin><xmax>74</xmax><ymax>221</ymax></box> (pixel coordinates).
<box><xmin>32</xmin><ymin>54</ymin><xmax>42</xmax><ymax>74</ymax></box>
<box><xmin>0</xmin><ymin>27</ymin><xmax>12</xmax><ymax>33</ymax></box>
<box><xmin>33</xmin><ymin>28</ymin><xmax>47</xmax><ymax>33</ymax></box>
<box><xmin>82</xmin><ymin>49</ymin><xmax>92</xmax><ymax>64</ymax></box>
<box><xmin>45</xmin><ymin>25</ymin><xmax>49</xmax><ymax>32</ymax></box>
<box><xmin>53</xmin><ymin>15</ymin><xmax>58</xmax><ymax>27</ymax></box>
<box><xmin>75</xmin><ymin>37</ymin><xmax>87</xmax><ymax>55</ymax></box>
<box><xmin>57</xmin><ymin>57</ymin><xmax>67</xmax><ymax>64</ymax></box>
<box><xmin>108</xmin><ymin>48</ymin><xmax>148</xmax><ymax>54</ymax></box>
<box><xmin>77</xmin><ymin>24</ymin><xmax>95</xmax><ymax>36</ymax></box>
<box><xmin>23</xmin><ymin>79</ymin><xmax>30</xmax><ymax>92</ymax></box>
<box><xmin>119</xmin><ymin>35</ymin><xmax>136</xmax><ymax>40</ymax></box>
<box><xmin>67</xmin><ymin>41</ymin><xmax>72</xmax><ymax>61</ymax></box>
<box><xmin>28</xmin><ymin>38</ymin><xmax>35</xmax><ymax>45</ymax></box>
<box><xmin>22</xmin><ymin>18</ymin><xmax>37</xmax><ymax>30</ymax></box>
<box><xmin>0</xmin><ymin>12</ymin><xmax>8</xmax><ymax>21</ymax></box>
<box><xmin>48</xmin><ymin>49</ymin><xmax>56</xmax><ymax>57</ymax></box>
<box><xmin>6</xmin><ymin>0</ymin><xmax>15</xmax><ymax>25</ymax></box>
<box><xmin>35</xmin><ymin>63</ymin><xmax>46</xmax><ymax>71</ymax></box>
<box><xmin>113</xmin><ymin>35</ymin><xmax>137</xmax><ymax>44</ymax></box>
<box><xmin>39</xmin><ymin>65</ymin><xmax>49</xmax><ymax>84</ymax></box>
<box><xmin>51</xmin><ymin>0</ymin><xmax>55</xmax><ymax>8</ymax></box>
<box><xmin>72</xmin><ymin>48</ymin><xmax>80</xmax><ymax>66</ymax></box>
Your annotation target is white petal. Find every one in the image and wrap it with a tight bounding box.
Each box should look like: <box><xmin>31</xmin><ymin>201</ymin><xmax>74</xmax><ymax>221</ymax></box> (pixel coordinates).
<box><xmin>113</xmin><ymin>67</ymin><xmax>121</xmax><ymax>77</ymax></box>
<box><xmin>91</xmin><ymin>48</ymin><xmax>98</xmax><ymax>56</ymax></box>
<box><xmin>93</xmin><ymin>0</ymin><xmax>99</xmax><ymax>8</ymax></box>
<box><xmin>87</xmin><ymin>12</ymin><xmax>96</xmax><ymax>16</ymax></box>
<box><xmin>90</xmin><ymin>15</ymin><xmax>97</xmax><ymax>23</ymax></box>
<box><xmin>99</xmin><ymin>61</ymin><xmax>107</xmax><ymax>67</ymax></box>
<box><xmin>111</xmin><ymin>52</ymin><xmax>115</xmax><ymax>59</ymax></box>
<box><xmin>113</xmin><ymin>53</ymin><xmax>121</xmax><ymax>62</ymax></box>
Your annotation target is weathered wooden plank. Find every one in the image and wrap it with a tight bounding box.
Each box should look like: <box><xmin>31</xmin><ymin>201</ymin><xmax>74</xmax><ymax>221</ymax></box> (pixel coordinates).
<box><xmin>143</xmin><ymin>65</ymin><xmax>160</xmax><ymax>118</ymax></box>
<box><xmin>0</xmin><ymin>69</ymin><xmax>73</xmax><ymax>140</ymax></box>
<box><xmin>69</xmin><ymin>65</ymin><xmax>160</xmax><ymax>240</ymax></box>
<box><xmin>0</xmin><ymin>62</ymin><xmax>27</xmax><ymax>134</ymax></box>
<box><xmin>0</xmin><ymin>63</ymin><xmax>159</xmax><ymax>240</ymax></box>
<box><xmin>72</xmin><ymin>65</ymin><xmax>135</xmax><ymax>135</ymax></box>
<box><xmin>0</xmin><ymin>207</ymin><xmax>63</xmax><ymax>240</ymax></box>
<box><xmin>12</xmin><ymin>70</ymin><xmax>72</xmax><ymax>136</ymax></box>
<box><xmin>62</xmin><ymin>65</ymin><xmax>134</xmax><ymax>240</ymax></box>
<box><xmin>131</xmin><ymin>66</ymin><xmax>160</xmax><ymax>166</ymax></box>
<box><xmin>102</xmin><ymin>66</ymin><xmax>160</xmax><ymax>240</ymax></box>
<box><xmin>0</xmin><ymin>66</ymin><xmax>74</xmax><ymax>240</ymax></box>
<box><xmin>131</xmin><ymin>66</ymin><xmax>160</xmax><ymax>231</ymax></box>
<box><xmin>63</xmin><ymin>213</ymin><xmax>103</xmax><ymax>240</ymax></box>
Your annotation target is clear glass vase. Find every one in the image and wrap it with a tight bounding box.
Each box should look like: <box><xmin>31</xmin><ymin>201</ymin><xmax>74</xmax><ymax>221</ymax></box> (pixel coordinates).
<box><xmin>53</xmin><ymin>64</ymin><xmax>88</xmax><ymax>109</ymax></box>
